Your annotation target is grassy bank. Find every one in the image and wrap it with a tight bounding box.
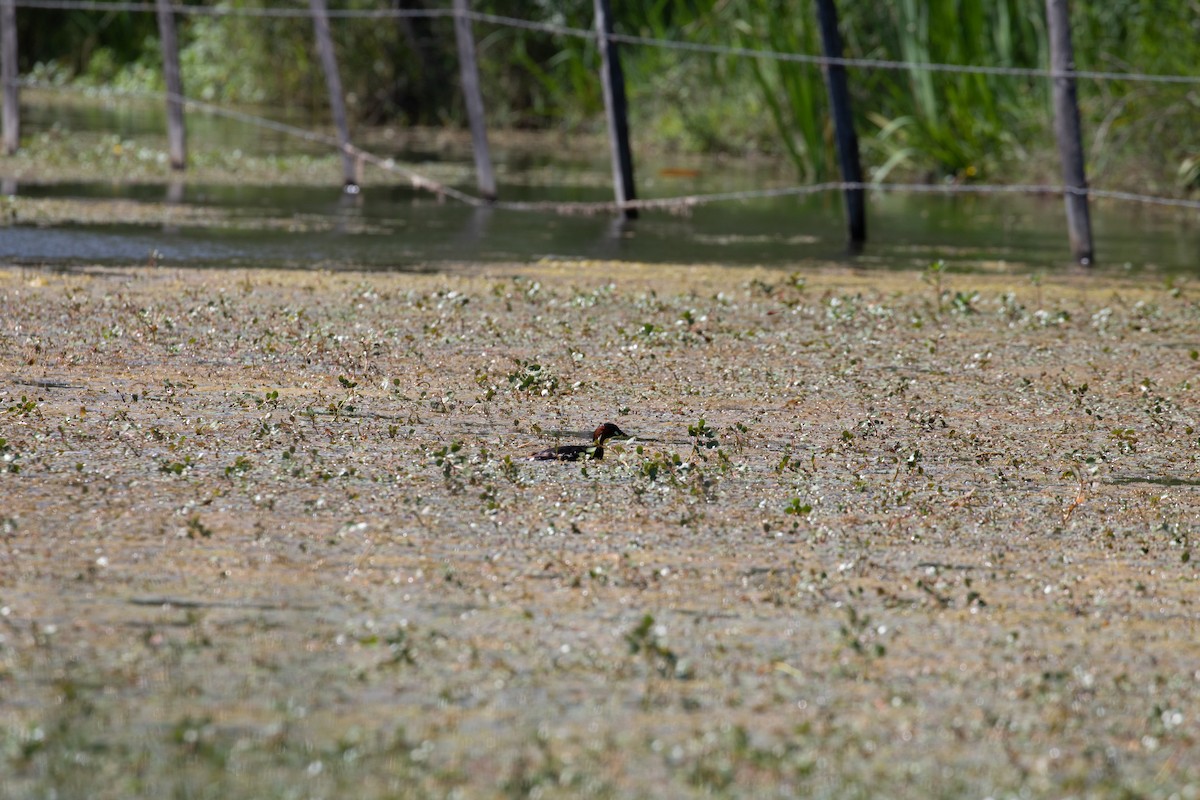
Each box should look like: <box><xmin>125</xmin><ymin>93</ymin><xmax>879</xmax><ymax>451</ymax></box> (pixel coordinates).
<box><xmin>2</xmin><ymin>259</ymin><xmax>1199</xmax><ymax>797</ymax></box>
<box><xmin>14</xmin><ymin>1</ymin><xmax>1200</xmax><ymax>195</ymax></box>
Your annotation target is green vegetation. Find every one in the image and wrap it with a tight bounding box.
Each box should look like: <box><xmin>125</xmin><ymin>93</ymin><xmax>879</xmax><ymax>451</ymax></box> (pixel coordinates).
<box><xmin>4</xmin><ymin>260</ymin><xmax>1200</xmax><ymax>798</ymax></box>
<box><xmin>10</xmin><ymin>1</ymin><xmax>1200</xmax><ymax>191</ymax></box>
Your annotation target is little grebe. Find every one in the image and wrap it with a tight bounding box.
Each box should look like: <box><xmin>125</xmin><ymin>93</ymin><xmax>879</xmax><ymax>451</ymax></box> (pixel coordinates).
<box><xmin>530</xmin><ymin>422</ymin><xmax>630</xmax><ymax>461</ymax></box>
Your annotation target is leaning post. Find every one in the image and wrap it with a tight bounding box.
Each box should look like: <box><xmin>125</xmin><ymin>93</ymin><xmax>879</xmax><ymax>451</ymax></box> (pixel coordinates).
<box><xmin>814</xmin><ymin>0</ymin><xmax>865</xmax><ymax>247</ymax></box>
<box><xmin>1045</xmin><ymin>0</ymin><xmax>1093</xmax><ymax>265</ymax></box>
<box><xmin>452</xmin><ymin>0</ymin><xmax>496</xmax><ymax>201</ymax></box>
<box><xmin>593</xmin><ymin>0</ymin><xmax>637</xmax><ymax>219</ymax></box>
<box><xmin>155</xmin><ymin>0</ymin><xmax>186</xmax><ymax>170</ymax></box>
<box><xmin>309</xmin><ymin>0</ymin><xmax>357</xmax><ymax>190</ymax></box>
<box><xmin>2</xmin><ymin>0</ymin><xmax>20</xmax><ymax>155</ymax></box>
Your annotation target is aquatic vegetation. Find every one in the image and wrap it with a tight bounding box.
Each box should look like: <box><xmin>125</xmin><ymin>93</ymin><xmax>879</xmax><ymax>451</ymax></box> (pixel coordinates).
<box><xmin>3</xmin><ymin>262</ymin><xmax>1200</xmax><ymax>799</ymax></box>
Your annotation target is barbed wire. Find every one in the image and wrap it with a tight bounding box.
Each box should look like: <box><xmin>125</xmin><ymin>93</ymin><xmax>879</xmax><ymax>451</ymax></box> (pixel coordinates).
<box><xmin>606</xmin><ymin>30</ymin><xmax>1200</xmax><ymax>86</ymax></box>
<box><xmin>13</xmin><ymin>0</ymin><xmax>455</xmax><ymax>19</ymax></box>
<box><xmin>18</xmin><ymin>79</ymin><xmax>488</xmax><ymax>205</ymax></box>
<box><xmin>12</xmin><ymin>0</ymin><xmax>1200</xmax><ymax>85</ymax></box>
<box><xmin>503</xmin><ymin>183</ymin><xmax>1200</xmax><ymax>214</ymax></box>
<box><xmin>19</xmin><ymin>80</ymin><xmax>1200</xmax><ymax>215</ymax></box>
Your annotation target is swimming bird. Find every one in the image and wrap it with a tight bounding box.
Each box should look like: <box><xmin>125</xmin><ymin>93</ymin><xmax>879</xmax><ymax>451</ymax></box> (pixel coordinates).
<box><xmin>530</xmin><ymin>422</ymin><xmax>630</xmax><ymax>461</ymax></box>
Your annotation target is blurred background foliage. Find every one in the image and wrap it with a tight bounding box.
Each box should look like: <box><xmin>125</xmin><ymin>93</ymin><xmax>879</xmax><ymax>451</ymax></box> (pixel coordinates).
<box><xmin>12</xmin><ymin>0</ymin><xmax>1200</xmax><ymax>190</ymax></box>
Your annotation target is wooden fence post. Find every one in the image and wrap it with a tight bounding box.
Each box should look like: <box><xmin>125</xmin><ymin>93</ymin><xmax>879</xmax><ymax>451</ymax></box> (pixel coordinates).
<box><xmin>593</xmin><ymin>0</ymin><xmax>637</xmax><ymax>219</ymax></box>
<box><xmin>814</xmin><ymin>0</ymin><xmax>865</xmax><ymax>247</ymax></box>
<box><xmin>309</xmin><ymin>0</ymin><xmax>357</xmax><ymax>190</ymax></box>
<box><xmin>155</xmin><ymin>0</ymin><xmax>186</xmax><ymax>170</ymax></box>
<box><xmin>1045</xmin><ymin>0</ymin><xmax>1093</xmax><ymax>265</ymax></box>
<box><xmin>2</xmin><ymin>0</ymin><xmax>19</xmax><ymax>156</ymax></box>
<box><xmin>453</xmin><ymin>0</ymin><xmax>496</xmax><ymax>201</ymax></box>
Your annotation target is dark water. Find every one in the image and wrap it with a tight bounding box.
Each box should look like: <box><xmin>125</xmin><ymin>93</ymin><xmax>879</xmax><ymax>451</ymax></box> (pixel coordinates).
<box><xmin>4</xmin><ymin>98</ymin><xmax>1198</xmax><ymax>273</ymax></box>
<box><xmin>2</xmin><ymin>180</ymin><xmax>1196</xmax><ymax>274</ymax></box>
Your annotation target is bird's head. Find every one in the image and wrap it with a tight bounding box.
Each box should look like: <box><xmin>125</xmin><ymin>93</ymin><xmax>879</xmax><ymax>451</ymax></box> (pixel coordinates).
<box><xmin>592</xmin><ymin>422</ymin><xmax>630</xmax><ymax>444</ymax></box>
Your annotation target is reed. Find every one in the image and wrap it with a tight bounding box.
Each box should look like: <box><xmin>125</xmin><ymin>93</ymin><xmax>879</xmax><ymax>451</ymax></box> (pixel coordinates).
<box><xmin>843</xmin><ymin>0</ymin><xmax>1048</xmax><ymax>180</ymax></box>
<box><xmin>731</xmin><ymin>0</ymin><xmax>828</xmax><ymax>180</ymax></box>
<box><xmin>616</xmin><ymin>0</ymin><xmax>1050</xmax><ymax>182</ymax></box>
<box><xmin>17</xmin><ymin>0</ymin><xmax>1199</xmax><ymax>189</ymax></box>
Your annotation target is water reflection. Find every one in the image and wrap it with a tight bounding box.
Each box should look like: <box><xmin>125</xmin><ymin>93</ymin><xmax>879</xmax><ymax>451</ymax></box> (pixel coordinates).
<box><xmin>1</xmin><ymin>179</ymin><xmax>1196</xmax><ymax>273</ymax></box>
<box><xmin>458</xmin><ymin>205</ymin><xmax>493</xmax><ymax>246</ymax></box>
<box><xmin>9</xmin><ymin>93</ymin><xmax>1197</xmax><ymax>272</ymax></box>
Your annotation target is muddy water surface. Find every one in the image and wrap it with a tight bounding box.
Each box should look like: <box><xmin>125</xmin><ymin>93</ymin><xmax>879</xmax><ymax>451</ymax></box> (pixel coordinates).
<box><xmin>2</xmin><ymin>260</ymin><xmax>1199</xmax><ymax>797</ymax></box>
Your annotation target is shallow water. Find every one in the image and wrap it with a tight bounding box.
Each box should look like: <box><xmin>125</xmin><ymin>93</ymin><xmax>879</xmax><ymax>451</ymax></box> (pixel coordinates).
<box><xmin>4</xmin><ymin>97</ymin><xmax>1198</xmax><ymax>272</ymax></box>
<box><xmin>4</xmin><ymin>179</ymin><xmax>1197</xmax><ymax>273</ymax></box>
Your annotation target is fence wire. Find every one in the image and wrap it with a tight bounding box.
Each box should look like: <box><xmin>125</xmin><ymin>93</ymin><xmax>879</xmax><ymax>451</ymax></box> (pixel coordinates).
<box><xmin>13</xmin><ymin>0</ymin><xmax>1200</xmax><ymax>85</ymax></box>
<box><xmin>8</xmin><ymin>2</ymin><xmax>1200</xmax><ymax>215</ymax></box>
<box><xmin>13</xmin><ymin>0</ymin><xmax>453</xmax><ymax>19</ymax></box>
<box><xmin>21</xmin><ymin>79</ymin><xmax>1200</xmax><ymax>215</ymax></box>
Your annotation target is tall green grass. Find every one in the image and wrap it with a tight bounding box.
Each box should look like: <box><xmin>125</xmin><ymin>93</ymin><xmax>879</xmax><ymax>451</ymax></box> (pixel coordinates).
<box><xmin>848</xmin><ymin>0</ymin><xmax>1049</xmax><ymax>180</ymax></box>
<box><xmin>619</xmin><ymin>0</ymin><xmax>1052</xmax><ymax>182</ymax></box>
<box><xmin>21</xmin><ymin>0</ymin><xmax>1199</xmax><ymax>190</ymax></box>
<box><xmin>618</xmin><ymin>0</ymin><xmax>1195</xmax><ymax>189</ymax></box>
<box><xmin>730</xmin><ymin>0</ymin><xmax>828</xmax><ymax>180</ymax></box>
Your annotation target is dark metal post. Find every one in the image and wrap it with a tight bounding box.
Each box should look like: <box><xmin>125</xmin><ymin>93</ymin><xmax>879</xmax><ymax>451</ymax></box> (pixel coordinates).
<box><xmin>309</xmin><ymin>0</ymin><xmax>357</xmax><ymax>190</ymax></box>
<box><xmin>1045</xmin><ymin>0</ymin><xmax>1093</xmax><ymax>265</ymax></box>
<box><xmin>453</xmin><ymin>0</ymin><xmax>496</xmax><ymax>201</ymax></box>
<box><xmin>814</xmin><ymin>0</ymin><xmax>865</xmax><ymax>246</ymax></box>
<box><xmin>2</xmin><ymin>0</ymin><xmax>20</xmax><ymax>155</ymax></box>
<box><xmin>155</xmin><ymin>0</ymin><xmax>186</xmax><ymax>170</ymax></box>
<box><xmin>593</xmin><ymin>0</ymin><xmax>637</xmax><ymax>219</ymax></box>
